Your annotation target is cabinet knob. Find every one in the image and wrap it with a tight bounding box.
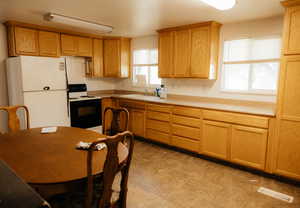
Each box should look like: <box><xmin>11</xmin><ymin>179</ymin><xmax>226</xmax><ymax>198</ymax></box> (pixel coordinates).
<box><xmin>43</xmin><ymin>86</ymin><xmax>50</xmax><ymax>91</ymax></box>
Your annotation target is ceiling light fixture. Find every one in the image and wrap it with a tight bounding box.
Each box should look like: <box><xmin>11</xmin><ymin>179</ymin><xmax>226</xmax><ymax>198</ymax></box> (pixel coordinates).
<box><xmin>44</xmin><ymin>13</ymin><xmax>113</xmax><ymax>33</ymax></box>
<box><xmin>201</xmin><ymin>0</ymin><xmax>236</xmax><ymax>10</ymax></box>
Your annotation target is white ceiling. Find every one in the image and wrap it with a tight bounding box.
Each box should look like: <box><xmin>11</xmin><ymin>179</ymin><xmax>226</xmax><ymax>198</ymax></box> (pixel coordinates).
<box><xmin>0</xmin><ymin>0</ymin><xmax>284</xmax><ymax>37</ymax></box>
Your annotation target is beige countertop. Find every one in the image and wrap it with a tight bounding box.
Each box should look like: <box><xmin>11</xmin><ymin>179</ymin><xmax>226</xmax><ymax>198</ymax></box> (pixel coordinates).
<box><xmin>111</xmin><ymin>94</ymin><xmax>276</xmax><ymax>117</ymax></box>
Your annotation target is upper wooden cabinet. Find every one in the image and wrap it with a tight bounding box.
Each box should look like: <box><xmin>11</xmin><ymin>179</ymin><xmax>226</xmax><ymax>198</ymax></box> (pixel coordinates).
<box><xmin>157</xmin><ymin>21</ymin><xmax>221</xmax><ymax>79</ymax></box>
<box><xmin>14</xmin><ymin>27</ymin><xmax>39</xmax><ymax>56</ymax></box>
<box><xmin>282</xmin><ymin>2</ymin><xmax>300</xmax><ymax>55</ymax></box>
<box><xmin>103</xmin><ymin>38</ymin><xmax>131</xmax><ymax>78</ymax></box>
<box><xmin>158</xmin><ymin>31</ymin><xmax>174</xmax><ymax>77</ymax></box>
<box><xmin>61</xmin><ymin>34</ymin><xmax>92</xmax><ymax>57</ymax></box>
<box><xmin>91</xmin><ymin>38</ymin><xmax>104</xmax><ymax>78</ymax></box>
<box><xmin>38</xmin><ymin>31</ymin><xmax>60</xmax><ymax>57</ymax></box>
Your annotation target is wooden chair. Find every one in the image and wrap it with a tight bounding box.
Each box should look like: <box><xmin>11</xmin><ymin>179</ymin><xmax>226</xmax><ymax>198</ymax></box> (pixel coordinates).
<box><xmin>103</xmin><ymin>107</ymin><xmax>129</xmax><ymax>136</ymax></box>
<box><xmin>86</xmin><ymin>131</ymin><xmax>134</xmax><ymax>208</ymax></box>
<box><xmin>49</xmin><ymin>131</ymin><xmax>134</xmax><ymax>208</ymax></box>
<box><xmin>0</xmin><ymin>105</ymin><xmax>30</xmax><ymax>133</ymax></box>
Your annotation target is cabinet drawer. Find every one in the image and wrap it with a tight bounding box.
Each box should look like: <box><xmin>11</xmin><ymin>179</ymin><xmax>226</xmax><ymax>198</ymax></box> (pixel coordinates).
<box><xmin>172</xmin><ymin>124</ymin><xmax>200</xmax><ymax>140</ymax></box>
<box><xmin>146</xmin><ymin>129</ymin><xmax>170</xmax><ymax>144</ymax></box>
<box><xmin>119</xmin><ymin>99</ymin><xmax>145</xmax><ymax>110</ymax></box>
<box><xmin>172</xmin><ymin>115</ymin><xmax>201</xmax><ymax>128</ymax></box>
<box><xmin>147</xmin><ymin>103</ymin><xmax>171</xmax><ymax>113</ymax></box>
<box><xmin>147</xmin><ymin>111</ymin><xmax>170</xmax><ymax>122</ymax></box>
<box><xmin>171</xmin><ymin>136</ymin><xmax>200</xmax><ymax>152</ymax></box>
<box><xmin>173</xmin><ymin>106</ymin><xmax>202</xmax><ymax>118</ymax></box>
<box><xmin>146</xmin><ymin>119</ymin><xmax>170</xmax><ymax>133</ymax></box>
<box><xmin>203</xmin><ymin>110</ymin><xmax>269</xmax><ymax>129</ymax></box>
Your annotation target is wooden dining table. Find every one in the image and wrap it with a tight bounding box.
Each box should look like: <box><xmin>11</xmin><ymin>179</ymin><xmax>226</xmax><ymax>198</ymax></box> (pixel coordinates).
<box><xmin>0</xmin><ymin>126</ymin><xmax>129</xmax><ymax>199</ymax></box>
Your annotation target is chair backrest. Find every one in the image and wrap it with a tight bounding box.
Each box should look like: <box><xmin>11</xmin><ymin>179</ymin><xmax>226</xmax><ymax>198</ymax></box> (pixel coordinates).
<box><xmin>0</xmin><ymin>105</ymin><xmax>30</xmax><ymax>133</ymax></box>
<box><xmin>86</xmin><ymin>131</ymin><xmax>134</xmax><ymax>208</ymax></box>
<box><xmin>103</xmin><ymin>107</ymin><xmax>129</xmax><ymax>136</ymax></box>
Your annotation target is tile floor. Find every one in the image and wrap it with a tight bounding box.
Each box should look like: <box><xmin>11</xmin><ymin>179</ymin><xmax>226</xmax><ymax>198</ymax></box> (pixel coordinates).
<box><xmin>124</xmin><ymin>140</ymin><xmax>300</xmax><ymax>208</ymax></box>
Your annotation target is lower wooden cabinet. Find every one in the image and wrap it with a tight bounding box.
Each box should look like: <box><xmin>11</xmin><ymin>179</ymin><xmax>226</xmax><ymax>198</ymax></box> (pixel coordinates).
<box><xmin>171</xmin><ymin>136</ymin><xmax>200</xmax><ymax>152</ymax></box>
<box><xmin>231</xmin><ymin>125</ymin><xmax>268</xmax><ymax>170</ymax></box>
<box><xmin>275</xmin><ymin>120</ymin><xmax>300</xmax><ymax>180</ymax></box>
<box><xmin>146</xmin><ymin>129</ymin><xmax>170</xmax><ymax>144</ymax></box>
<box><xmin>102</xmin><ymin>98</ymin><xmax>115</xmax><ymax>131</ymax></box>
<box><xmin>131</xmin><ymin>109</ymin><xmax>145</xmax><ymax>137</ymax></box>
<box><xmin>202</xmin><ymin>120</ymin><xmax>231</xmax><ymax>160</ymax></box>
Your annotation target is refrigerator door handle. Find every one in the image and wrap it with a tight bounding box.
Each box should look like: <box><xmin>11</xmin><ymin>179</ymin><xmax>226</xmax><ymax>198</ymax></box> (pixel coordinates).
<box><xmin>43</xmin><ymin>86</ymin><xmax>50</xmax><ymax>91</ymax></box>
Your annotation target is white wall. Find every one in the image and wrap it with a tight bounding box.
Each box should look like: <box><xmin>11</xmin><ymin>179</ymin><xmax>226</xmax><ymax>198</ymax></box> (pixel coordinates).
<box><xmin>116</xmin><ymin>16</ymin><xmax>284</xmax><ymax>102</ymax></box>
<box><xmin>0</xmin><ymin>23</ymin><xmax>8</xmax><ymax>132</ymax></box>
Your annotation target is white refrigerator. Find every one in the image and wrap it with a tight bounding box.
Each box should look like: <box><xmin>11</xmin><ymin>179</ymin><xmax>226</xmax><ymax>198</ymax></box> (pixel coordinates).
<box><xmin>6</xmin><ymin>56</ymin><xmax>70</xmax><ymax>128</ymax></box>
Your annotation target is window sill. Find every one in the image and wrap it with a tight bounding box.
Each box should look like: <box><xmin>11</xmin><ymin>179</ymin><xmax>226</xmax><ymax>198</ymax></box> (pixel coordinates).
<box><xmin>220</xmin><ymin>89</ymin><xmax>277</xmax><ymax>96</ymax></box>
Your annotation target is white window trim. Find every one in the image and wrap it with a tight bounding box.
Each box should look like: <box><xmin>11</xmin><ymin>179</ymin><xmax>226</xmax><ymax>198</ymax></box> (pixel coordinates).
<box><xmin>220</xmin><ymin>37</ymin><xmax>281</xmax><ymax>95</ymax></box>
<box><xmin>131</xmin><ymin>64</ymin><xmax>161</xmax><ymax>88</ymax></box>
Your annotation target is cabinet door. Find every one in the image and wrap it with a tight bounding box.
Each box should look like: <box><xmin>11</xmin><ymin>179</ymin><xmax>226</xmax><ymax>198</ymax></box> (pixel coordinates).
<box><xmin>158</xmin><ymin>31</ymin><xmax>174</xmax><ymax>77</ymax></box>
<box><xmin>231</xmin><ymin>125</ymin><xmax>267</xmax><ymax>170</ymax></box>
<box><xmin>202</xmin><ymin>120</ymin><xmax>231</xmax><ymax>160</ymax></box>
<box><xmin>15</xmin><ymin>27</ymin><xmax>39</xmax><ymax>55</ymax></box>
<box><xmin>77</xmin><ymin>37</ymin><xmax>93</xmax><ymax>57</ymax></box>
<box><xmin>173</xmin><ymin>29</ymin><xmax>191</xmax><ymax>77</ymax></box>
<box><xmin>92</xmin><ymin>39</ymin><xmax>104</xmax><ymax>77</ymax></box>
<box><xmin>190</xmin><ymin>27</ymin><xmax>210</xmax><ymax>78</ymax></box>
<box><xmin>38</xmin><ymin>31</ymin><xmax>60</xmax><ymax>57</ymax></box>
<box><xmin>279</xmin><ymin>56</ymin><xmax>300</xmax><ymax>121</ymax></box>
<box><xmin>61</xmin><ymin>34</ymin><xmax>77</xmax><ymax>56</ymax></box>
<box><xmin>275</xmin><ymin>120</ymin><xmax>300</xmax><ymax>180</ymax></box>
<box><xmin>104</xmin><ymin>39</ymin><xmax>120</xmax><ymax>77</ymax></box>
<box><xmin>283</xmin><ymin>5</ymin><xmax>300</xmax><ymax>55</ymax></box>
<box><xmin>120</xmin><ymin>38</ymin><xmax>130</xmax><ymax>78</ymax></box>
<box><xmin>131</xmin><ymin>109</ymin><xmax>145</xmax><ymax>137</ymax></box>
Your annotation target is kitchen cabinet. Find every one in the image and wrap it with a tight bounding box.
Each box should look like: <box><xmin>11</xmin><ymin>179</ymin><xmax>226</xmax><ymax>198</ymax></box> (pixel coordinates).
<box><xmin>158</xmin><ymin>31</ymin><xmax>174</xmax><ymax>77</ymax></box>
<box><xmin>14</xmin><ymin>26</ymin><xmax>39</xmax><ymax>56</ymax></box>
<box><xmin>102</xmin><ymin>98</ymin><xmax>115</xmax><ymax>132</ymax></box>
<box><xmin>91</xmin><ymin>38</ymin><xmax>104</xmax><ymax>77</ymax></box>
<box><xmin>157</xmin><ymin>21</ymin><xmax>221</xmax><ymax>79</ymax></box>
<box><xmin>282</xmin><ymin>4</ymin><xmax>300</xmax><ymax>55</ymax></box>
<box><xmin>231</xmin><ymin>125</ymin><xmax>268</xmax><ymax>170</ymax></box>
<box><xmin>275</xmin><ymin>120</ymin><xmax>300</xmax><ymax>180</ymax></box>
<box><xmin>61</xmin><ymin>34</ymin><xmax>78</xmax><ymax>56</ymax></box>
<box><xmin>131</xmin><ymin>109</ymin><xmax>145</xmax><ymax>137</ymax></box>
<box><xmin>202</xmin><ymin>120</ymin><xmax>231</xmax><ymax>160</ymax></box>
<box><xmin>173</xmin><ymin>29</ymin><xmax>191</xmax><ymax>77</ymax></box>
<box><xmin>103</xmin><ymin>38</ymin><xmax>131</xmax><ymax>78</ymax></box>
<box><xmin>61</xmin><ymin>34</ymin><xmax>92</xmax><ymax>57</ymax></box>
<box><xmin>38</xmin><ymin>31</ymin><xmax>60</xmax><ymax>57</ymax></box>
<box><xmin>77</xmin><ymin>37</ymin><xmax>93</xmax><ymax>57</ymax></box>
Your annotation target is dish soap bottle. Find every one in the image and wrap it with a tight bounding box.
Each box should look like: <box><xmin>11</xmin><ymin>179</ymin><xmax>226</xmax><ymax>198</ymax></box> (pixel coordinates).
<box><xmin>160</xmin><ymin>84</ymin><xmax>167</xmax><ymax>99</ymax></box>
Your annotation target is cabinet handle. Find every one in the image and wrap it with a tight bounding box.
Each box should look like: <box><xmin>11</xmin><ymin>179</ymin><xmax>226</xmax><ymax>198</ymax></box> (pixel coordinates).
<box><xmin>43</xmin><ymin>86</ymin><xmax>50</xmax><ymax>91</ymax></box>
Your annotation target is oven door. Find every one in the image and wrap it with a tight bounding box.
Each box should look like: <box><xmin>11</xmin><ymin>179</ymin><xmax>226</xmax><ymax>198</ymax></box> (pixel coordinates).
<box><xmin>70</xmin><ymin>99</ymin><xmax>101</xmax><ymax>128</ymax></box>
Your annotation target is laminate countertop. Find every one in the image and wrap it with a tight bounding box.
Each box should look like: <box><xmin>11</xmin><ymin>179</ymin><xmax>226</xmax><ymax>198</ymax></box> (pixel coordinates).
<box><xmin>94</xmin><ymin>93</ymin><xmax>276</xmax><ymax>117</ymax></box>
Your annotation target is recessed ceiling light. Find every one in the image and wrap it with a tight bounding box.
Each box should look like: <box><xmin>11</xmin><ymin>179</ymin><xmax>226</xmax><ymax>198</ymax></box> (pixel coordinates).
<box><xmin>44</xmin><ymin>13</ymin><xmax>113</xmax><ymax>33</ymax></box>
<box><xmin>201</xmin><ymin>0</ymin><xmax>236</xmax><ymax>10</ymax></box>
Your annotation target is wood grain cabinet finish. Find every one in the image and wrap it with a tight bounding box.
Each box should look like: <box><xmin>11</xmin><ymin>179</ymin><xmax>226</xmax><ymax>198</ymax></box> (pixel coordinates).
<box><xmin>92</xmin><ymin>38</ymin><xmax>104</xmax><ymax>77</ymax></box>
<box><xmin>61</xmin><ymin>34</ymin><xmax>78</xmax><ymax>56</ymax></box>
<box><xmin>283</xmin><ymin>4</ymin><xmax>300</xmax><ymax>55</ymax></box>
<box><xmin>158</xmin><ymin>31</ymin><xmax>174</xmax><ymax>78</ymax></box>
<box><xmin>171</xmin><ymin>135</ymin><xmax>200</xmax><ymax>153</ymax></box>
<box><xmin>14</xmin><ymin>26</ymin><xmax>39</xmax><ymax>56</ymax></box>
<box><xmin>103</xmin><ymin>38</ymin><xmax>130</xmax><ymax>78</ymax></box>
<box><xmin>38</xmin><ymin>31</ymin><xmax>60</xmax><ymax>57</ymax></box>
<box><xmin>275</xmin><ymin>120</ymin><xmax>300</xmax><ymax>180</ymax></box>
<box><xmin>202</xmin><ymin>120</ymin><xmax>231</xmax><ymax>160</ymax></box>
<box><xmin>279</xmin><ymin>56</ymin><xmax>300</xmax><ymax>121</ymax></box>
<box><xmin>173</xmin><ymin>29</ymin><xmax>191</xmax><ymax>77</ymax></box>
<box><xmin>157</xmin><ymin>21</ymin><xmax>221</xmax><ymax>79</ymax></box>
<box><xmin>131</xmin><ymin>109</ymin><xmax>145</xmax><ymax>137</ymax></box>
<box><xmin>77</xmin><ymin>37</ymin><xmax>93</xmax><ymax>57</ymax></box>
<box><xmin>231</xmin><ymin>125</ymin><xmax>268</xmax><ymax>170</ymax></box>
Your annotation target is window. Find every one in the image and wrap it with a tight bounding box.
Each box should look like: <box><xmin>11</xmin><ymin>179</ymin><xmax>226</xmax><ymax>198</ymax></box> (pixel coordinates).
<box><xmin>132</xmin><ymin>49</ymin><xmax>161</xmax><ymax>87</ymax></box>
<box><xmin>221</xmin><ymin>37</ymin><xmax>281</xmax><ymax>94</ymax></box>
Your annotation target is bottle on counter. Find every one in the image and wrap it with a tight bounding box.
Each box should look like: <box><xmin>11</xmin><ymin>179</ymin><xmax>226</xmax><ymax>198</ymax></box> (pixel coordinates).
<box><xmin>160</xmin><ymin>84</ymin><xmax>167</xmax><ymax>99</ymax></box>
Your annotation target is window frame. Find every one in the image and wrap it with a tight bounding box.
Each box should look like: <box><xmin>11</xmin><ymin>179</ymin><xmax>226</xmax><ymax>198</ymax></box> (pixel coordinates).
<box><xmin>220</xmin><ymin>36</ymin><xmax>281</xmax><ymax>95</ymax></box>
